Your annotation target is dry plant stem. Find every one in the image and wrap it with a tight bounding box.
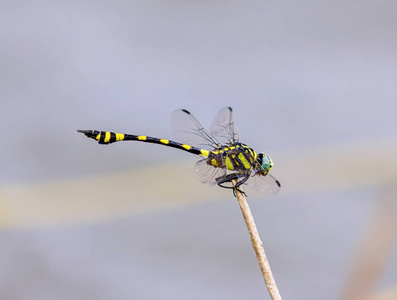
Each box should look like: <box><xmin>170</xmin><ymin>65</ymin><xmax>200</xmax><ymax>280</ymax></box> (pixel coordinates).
<box><xmin>340</xmin><ymin>185</ymin><xmax>397</xmax><ymax>300</ymax></box>
<box><xmin>232</xmin><ymin>179</ymin><xmax>282</xmax><ymax>300</ymax></box>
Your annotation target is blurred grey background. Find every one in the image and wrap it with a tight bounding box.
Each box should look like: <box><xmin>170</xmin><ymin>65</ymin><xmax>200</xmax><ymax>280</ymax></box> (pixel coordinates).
<box><xmin>0</xmin><ymin>0</ymin><xmax>396</xmax><ymax>299</ymax></box>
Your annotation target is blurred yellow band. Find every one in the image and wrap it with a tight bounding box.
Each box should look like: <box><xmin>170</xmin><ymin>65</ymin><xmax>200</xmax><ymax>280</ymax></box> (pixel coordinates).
<box><xmin>0</xmin><ymin>136</ymin><xmax>396</xmax><ymax>230</ymax></box>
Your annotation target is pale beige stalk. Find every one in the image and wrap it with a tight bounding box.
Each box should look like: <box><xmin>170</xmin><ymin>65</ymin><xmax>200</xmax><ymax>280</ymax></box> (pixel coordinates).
<box><xmin>232</xmin><ymin>179</ymin><xmax>282</xmax><ymax>300</ymax></box>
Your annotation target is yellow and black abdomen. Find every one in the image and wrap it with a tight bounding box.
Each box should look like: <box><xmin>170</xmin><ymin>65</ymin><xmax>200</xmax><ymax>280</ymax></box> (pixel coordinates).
<box><xmin>77</xmin><ymin>130</ymin><xmax>210</xmax><ymax>157</ymax></box>
<box><xmin>78</xmin><ymin>130</ymin><xmax>125</xmax><ymax>144</ymax></box>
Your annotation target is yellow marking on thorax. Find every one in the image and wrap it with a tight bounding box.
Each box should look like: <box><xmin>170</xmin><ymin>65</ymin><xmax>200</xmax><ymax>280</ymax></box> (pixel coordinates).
<box><xmin>211</xmin><ymin>158</ymin><xmax>218</xmax><ymax>167</ymax></box>
<box><xmin>246</xmin><ymin>149</ymin><xmax>254</xmax><ymax>163</ymax></box>
<box><xmin>238</xmin><ymin>153</ymin><xmax>251</xmax><ymax>169</ymax></box>
<box><xmin>182</xmin><ymin>144</ymin><xmax>191</xmax><ymax>150</ymax></box>
<box><xmin>225</xmin><ymin>157</ymin><xmax>234</xmax><ymax>170</ymax></box>
<box><xmin>104</xmin><ymin>132</ymin><xmax>111</xmax><ymax>143</ymax></box>
<box><xmin>160</xmin><ymin>139</ymin><xmax>169</xmax><ymax>144</ymax></box>
<box><xmin>138</xmin><ymin>136</ymin><xmax>147</xmax><ymax>141</ymax></box>
<box><xmin>115</xmin><ymin>133</ymin><xmax>124</xmax><ymax>141</ymax></box>
<box><xmin>200</xmin><ymin>149</ymin><xmax>210</xmax><ymax>157</ymax></box>
<box><xmin>232</xmin><ymin>154</ymin><xmax>240</xmax><ymax>167</ymax></box>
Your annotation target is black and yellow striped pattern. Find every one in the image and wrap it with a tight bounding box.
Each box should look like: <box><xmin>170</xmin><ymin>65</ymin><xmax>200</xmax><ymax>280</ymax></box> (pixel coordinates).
<box><xmin>77</xmin><ymin>130</ymin><xmax>210</xmax><ymax>157</ymax></box>
<box><xmin>78</xmin><ymin>130</ymin><xmax>260</xmax><ymax>173</ymax></box>
<box><xmin>208</xmin><ymin>143</ymin><xmax>259</xmax><ymax>172</ymax></box>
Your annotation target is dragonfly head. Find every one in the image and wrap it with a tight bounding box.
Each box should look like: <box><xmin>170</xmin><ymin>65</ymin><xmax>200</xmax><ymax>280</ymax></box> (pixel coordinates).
<box><xmin>258</xmin><ymin>153</ymin><xmax>273</xmax><ymax>172</ymax></box>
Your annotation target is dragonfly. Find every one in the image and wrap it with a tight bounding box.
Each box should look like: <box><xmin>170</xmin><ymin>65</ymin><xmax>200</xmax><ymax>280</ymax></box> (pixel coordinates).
<box><xmin>78</xmin><ymin>107</ymin><xmax>280</xmax><ymax>196</ymax></box>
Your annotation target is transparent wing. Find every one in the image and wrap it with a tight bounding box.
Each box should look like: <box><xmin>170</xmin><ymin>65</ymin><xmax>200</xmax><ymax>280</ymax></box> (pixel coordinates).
<box><xmin>209</xmin><ymin>107</ymin><xmax>240</xmax><ymax>145</ymax></box>
<box><xmin>171</xmin><ymin>109</ymin><xmax>222</xmax><ymax>150</ymax></box>
<box><xmin>195</xmin><ymin>159</ymin><xmax>227</xmax><ymax>185</ymax></box>
<box><xmin>245</xmin><ymin>173</ymin><xmax>281</xmax><ymax>196</ymax></box>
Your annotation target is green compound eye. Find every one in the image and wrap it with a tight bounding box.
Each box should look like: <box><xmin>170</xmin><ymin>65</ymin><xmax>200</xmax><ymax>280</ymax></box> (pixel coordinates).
<box><xmin>258</xmin><ymin>153</ymin><xmax>273</xmax><ymax>172</ymax></box>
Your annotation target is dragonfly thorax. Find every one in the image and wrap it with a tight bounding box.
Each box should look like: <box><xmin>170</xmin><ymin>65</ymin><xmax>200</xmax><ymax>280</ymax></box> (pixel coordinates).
<box><xmin>206</xmin><ymin>143</ymin><xmax>259</xmax><ymax>173</ymax></box>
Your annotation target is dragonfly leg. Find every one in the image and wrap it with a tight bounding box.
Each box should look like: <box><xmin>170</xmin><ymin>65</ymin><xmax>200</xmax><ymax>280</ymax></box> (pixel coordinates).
<box><xmin>232</xmin><ymin>186</ymin><xmax>247</xmax><ymax>198</ymax></box>
<box><xmin>235</xmin><ymin>174</ymin><xmax>249</xmax><ymax>187</ymax></box>
<box><xmin>233</xmin><ymin>174</ymin><xmax>249</xmax><ymax>197</ymax></box>
<box><xmin>217</xmin><ymin>174</ymin><xmax>247</xmax><ymax>197</ymax></box>
<box><xmin>217</xmin><ymin>174</ymin><xmax>238</xmax><ymax>189</ymax></box>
